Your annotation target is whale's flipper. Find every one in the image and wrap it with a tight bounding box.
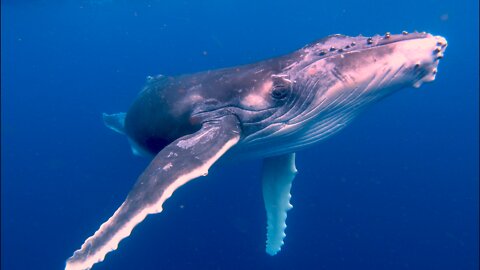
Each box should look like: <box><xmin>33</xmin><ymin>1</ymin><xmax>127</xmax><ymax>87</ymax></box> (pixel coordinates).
<box><xmin>66</xmin><ymin>115</ymin><xmax>241</xmax><ymax>270</ymax></box>
<box><xmin>262</xmin><ymin>153</ymin><xmax>297</xmax><ymax>256</ymax></box>
<box><xmin>102</xmin><ymin>112</ymin><xmax>149</xmax><ymax>156</ymax></box>
<box><xmin>102</xmin><ymin>112</ymin><xmax>127</xmax><ymax>135</ymax></box>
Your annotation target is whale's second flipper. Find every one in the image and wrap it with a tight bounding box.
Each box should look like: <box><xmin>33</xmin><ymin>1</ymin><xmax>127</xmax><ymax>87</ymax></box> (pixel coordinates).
<box><xmin>102</xmin><ymin>112</ymin><xmax>127</xmax><ymax>134</ymax></box>
<box><xmin>66</xmin><ymin>115</ymin><xmax>241</xmax><ymax>270</ymax></box>
<box><xmin>102</xmin><ymin>112</ymin><xmax>150</xmax><ymax>157</ymax></box>
<box><xmin>262</xmin><ymin>153</ymin><xmax>297</xmax><ymax>255</ymax></box>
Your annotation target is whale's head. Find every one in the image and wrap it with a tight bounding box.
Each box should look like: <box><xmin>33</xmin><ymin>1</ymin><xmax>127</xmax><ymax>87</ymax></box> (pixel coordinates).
<box><xmin>238</xmin><ymin>32</ymin><xmax>447</xmax><ymax>157</ymax></box>
<box><xmin>294</xmin><ymin>32</ymin><xmax>447</xmax><ymax>90</ymax></box>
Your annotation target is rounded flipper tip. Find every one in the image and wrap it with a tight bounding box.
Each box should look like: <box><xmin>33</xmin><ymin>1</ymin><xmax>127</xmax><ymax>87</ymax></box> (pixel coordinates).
<box><xmin>266</xmin><ymin>247</ymin><xmax>280</xmax><ymax>256</ymax></box>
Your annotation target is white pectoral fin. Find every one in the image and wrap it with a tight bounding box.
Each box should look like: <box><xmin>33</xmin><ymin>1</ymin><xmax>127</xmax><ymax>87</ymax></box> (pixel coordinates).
<box><xmin>262</xmin><ymin>153</ymin><xmax>297</xmax><ymax>256</ymax></box>
<box><xmin>66</xmin><ymin>115</ymin><xmax>241</xmax><ymax>270</ymax></box>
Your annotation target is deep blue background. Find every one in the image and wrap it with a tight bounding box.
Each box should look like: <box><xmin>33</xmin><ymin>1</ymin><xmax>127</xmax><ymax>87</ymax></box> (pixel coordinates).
<box><xmin>1</xmin><ymin>1</ymin><xmax>478</xmax><ymax>270</ymax></box>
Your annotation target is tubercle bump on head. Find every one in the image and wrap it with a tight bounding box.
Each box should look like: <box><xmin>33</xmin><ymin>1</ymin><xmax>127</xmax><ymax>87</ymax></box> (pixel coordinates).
<box><xmin>306</xmin><ymin>31</ymin><xmax>435</xmax><ymax>59</ymax></box>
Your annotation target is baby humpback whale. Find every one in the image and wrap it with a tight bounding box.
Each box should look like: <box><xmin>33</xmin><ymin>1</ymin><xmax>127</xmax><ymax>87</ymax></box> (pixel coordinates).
<box><xmin>66</xmin><ymin>31</ymin><xmax>447</xmax><ymax>270</ymax></box>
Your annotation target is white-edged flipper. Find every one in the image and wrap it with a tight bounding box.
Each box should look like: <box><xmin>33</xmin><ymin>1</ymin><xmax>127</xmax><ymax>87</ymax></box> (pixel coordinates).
<box><xmin>262</xmin><ymin>153</ymin><xmax>297</xmax><ymax>255</ymax></box>
<box><xmin>66</xmin><ymin>115</ymin><xmax>241</xmax><ymax>270</ymax></box>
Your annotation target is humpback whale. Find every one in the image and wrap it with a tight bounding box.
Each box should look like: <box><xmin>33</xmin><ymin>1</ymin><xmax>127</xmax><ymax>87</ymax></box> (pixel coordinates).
<box><xmin>66</xmin><ymin>32</ymin><xmax>447</xmax><ymax>270</ymax></box>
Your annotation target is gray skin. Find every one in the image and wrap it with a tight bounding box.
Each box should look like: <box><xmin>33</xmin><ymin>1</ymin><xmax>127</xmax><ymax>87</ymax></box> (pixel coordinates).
<box><xmin>125</xmin><ymin>32</ymin><xmax>441</xmax><ymax>158</ymax></box>
<box><xmin>66</xmin><ymin>32</ymin><xmax>447</xmax><ymax>270</ymax></box>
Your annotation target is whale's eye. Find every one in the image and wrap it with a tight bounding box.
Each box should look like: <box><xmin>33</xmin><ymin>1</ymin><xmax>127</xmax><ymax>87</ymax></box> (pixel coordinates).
<box><xmin>271</xmin><ymin>85</ymin><xmax>289</xmax><ymax>100</ymax></box>
<box><xmin>270</xmin><ymin>75</ymin><xmax>292</xmax><ymax>101</ymax></box>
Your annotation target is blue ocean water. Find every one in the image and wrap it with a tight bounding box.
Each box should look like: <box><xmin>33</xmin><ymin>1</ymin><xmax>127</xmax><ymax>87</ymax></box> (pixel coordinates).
<box><xmin>1</xmin><ymin>0</ymin><xmax>478</xmax><ymax>269</ymax></box>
